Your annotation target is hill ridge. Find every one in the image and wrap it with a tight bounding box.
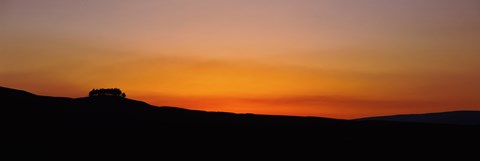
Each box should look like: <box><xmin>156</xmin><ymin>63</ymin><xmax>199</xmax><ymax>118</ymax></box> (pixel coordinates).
<box><xmin>357</xmin><ymin>110</ymin><xmax>480</xmax><ymax>125</ymax></box>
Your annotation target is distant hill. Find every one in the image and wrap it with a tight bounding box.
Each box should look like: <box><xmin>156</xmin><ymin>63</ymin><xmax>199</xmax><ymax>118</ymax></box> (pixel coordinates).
<box><xmin>357</xmin><ymin>111</ymin><xmax>480</xmax><ymax>125</ymax></box>
<box><xmin>1</xmin><ymin>86</ymin><xmax>479</xmax><ymax>158</ymax></box>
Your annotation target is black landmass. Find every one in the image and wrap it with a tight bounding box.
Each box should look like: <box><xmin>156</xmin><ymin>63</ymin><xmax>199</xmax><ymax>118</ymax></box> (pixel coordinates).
<box><xmin>1</xmin><ymin>86</ymin><xmax>479</xmax><ymax>159</ymax></box>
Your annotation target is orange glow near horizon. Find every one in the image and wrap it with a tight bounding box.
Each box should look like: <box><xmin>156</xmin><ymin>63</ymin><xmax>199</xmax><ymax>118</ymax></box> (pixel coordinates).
<box><xmin>130</xmin><ymin>93</ymin><xmax>479</xmax><ymax>119</ymax></box>
<box><xmin>1</xmin><ymin>0</ymin><xmax>480</xmax><ymax>119</ymax></box>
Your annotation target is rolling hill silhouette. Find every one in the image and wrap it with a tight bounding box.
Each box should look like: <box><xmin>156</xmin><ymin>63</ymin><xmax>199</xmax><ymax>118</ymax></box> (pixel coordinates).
<box><xmin>1</xmin><ymin>86</ymin><xmax>346</xmax><ymax>130</ymax></box>
<box><xmin>357</xmin><ymin>111</ymin><xmax>480</xmax><ymax>125</ymax></box>
<box><xmin>2</xmin><ymin>86</ymin><xmax>479</xmax><ymax>158</ymax></box>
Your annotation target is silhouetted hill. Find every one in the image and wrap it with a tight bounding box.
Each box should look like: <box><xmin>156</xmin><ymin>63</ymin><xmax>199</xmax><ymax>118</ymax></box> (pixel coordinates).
<box><xmin>1</xmin><ymin>86</ymin><xmax>344</xmax><ymax>129</ymax></box>
<box><xmin>357</xmin><ymin>111</ymin><xmax>480</xmax><ymax>125</ymax></box>
<box><xmin>0</xmin><ymin>86</ymin><xmax>37</xmax><ymax>97</ymax></box>
<box><xmin>1</xmin><ymin>86</ymin><xmax>479</xmax><ymax>159</ymax></box>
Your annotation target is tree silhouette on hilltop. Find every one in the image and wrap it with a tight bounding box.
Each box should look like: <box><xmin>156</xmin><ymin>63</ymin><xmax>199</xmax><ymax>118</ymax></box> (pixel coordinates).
<box><xmin>89</xmin><ymin>88</ymin><xmax>126</xmax><ymax>98</ymax></box>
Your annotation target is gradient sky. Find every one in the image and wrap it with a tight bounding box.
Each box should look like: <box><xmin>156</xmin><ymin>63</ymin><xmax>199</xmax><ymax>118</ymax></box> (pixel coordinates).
<box><xmin>1</xmin><ymin>0</ymin><xmax>480</xmax><ymax>119</ymax></box>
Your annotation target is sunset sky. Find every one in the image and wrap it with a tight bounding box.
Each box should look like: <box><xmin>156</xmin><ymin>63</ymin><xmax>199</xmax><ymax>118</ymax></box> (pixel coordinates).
<box><xmin>1</xmin><ymin>0</ymin><xmax>480</xmax><ymax>119</ymax></box>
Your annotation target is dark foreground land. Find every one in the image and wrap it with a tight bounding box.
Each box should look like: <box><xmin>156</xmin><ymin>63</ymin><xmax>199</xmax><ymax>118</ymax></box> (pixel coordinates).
<box><xmin>2</xmin><ymin>86</ymin><xmax>479</xmax><ymax>159</ymax></box>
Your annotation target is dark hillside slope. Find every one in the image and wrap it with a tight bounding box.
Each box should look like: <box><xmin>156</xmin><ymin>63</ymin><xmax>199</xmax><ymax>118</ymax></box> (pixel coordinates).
<box><xmin>358</xmin><ymin>111</ymin><xmax>480</xmax><ymax>125</ymax></box>
<box><xmin>1</xmin><ymin>86</ymin><xmax>479</xmax><ymax>158</ymax></box>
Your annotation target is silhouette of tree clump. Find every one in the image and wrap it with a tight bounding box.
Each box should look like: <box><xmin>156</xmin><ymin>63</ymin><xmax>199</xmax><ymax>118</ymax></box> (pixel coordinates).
<box><xmin>89</xmin><ymin>88</ymin><xmax>126</xmax><ymax>98</ymax></box>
